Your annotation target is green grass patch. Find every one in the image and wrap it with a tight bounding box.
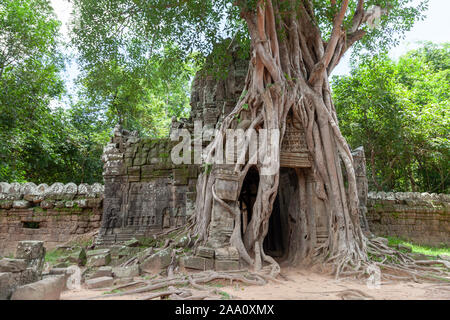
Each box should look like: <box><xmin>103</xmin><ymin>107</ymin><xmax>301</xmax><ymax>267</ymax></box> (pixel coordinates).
<box><xmin>44</xmin><ymin>249</ymin><xmax>67</xmax><ymax>264</ymax></box>
<box><xmin>103</xmin><ymin>289</ymin><xmax>123</xmax><ymax>295</ymax></box>
<box><xmin>219</xmin><ymin>291</ymin><xmax>231</xmax><ymax>300</ymax></box>
<box><xmin>387</xmin><ymin>236</ymin><xmax>450</xmax><ymax>257</ymax></box>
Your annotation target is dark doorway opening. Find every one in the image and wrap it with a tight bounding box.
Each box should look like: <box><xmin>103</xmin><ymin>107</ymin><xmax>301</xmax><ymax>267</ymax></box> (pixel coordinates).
<box><xmin>239</xmin><ymin>167</ymin><xmax>298</xmax><ymax>261</ymax></box>
<box><xmin>263</xmin><ymin>168</ymin><xmax>298</xmax><ymax>260</ymax></box>
<box><xmin>263</xmin><ymin>194</ymin><xmax>285</xmax><ymax>258</ymax></box>
<box><xmin>239</xmin><ymin>166</ymin><xmax>259</xmax><ymax>236</ymax></box>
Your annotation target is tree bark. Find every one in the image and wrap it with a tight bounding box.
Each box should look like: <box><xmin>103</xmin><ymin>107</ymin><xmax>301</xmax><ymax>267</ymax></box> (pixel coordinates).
<box><xmin>193</xmin><ymin>0</ymin><xmax>376</xmax><ymax>276</ymax></box>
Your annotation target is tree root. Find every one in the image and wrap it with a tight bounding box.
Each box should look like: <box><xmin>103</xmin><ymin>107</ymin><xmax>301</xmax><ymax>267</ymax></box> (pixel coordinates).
<box><xmin>87</xmin><ymin>270</ymin><xmax>267</xmax><ymax>300</ymax></box>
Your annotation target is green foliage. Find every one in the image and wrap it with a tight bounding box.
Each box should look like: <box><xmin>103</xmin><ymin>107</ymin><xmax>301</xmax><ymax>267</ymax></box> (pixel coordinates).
<box><xmin>75</xmin><ymin>45</ymin><xmax>196</xmax><ymax>137</ymax></box>
<box><xmin>387</xmin><ymin>236</ymin><xmax>450</xmax><ymax>256</ymax></box>
<box><xmin>333</xmin><ymin>43</ymin><xmax>449</xmax><ymax>193</ymax></box>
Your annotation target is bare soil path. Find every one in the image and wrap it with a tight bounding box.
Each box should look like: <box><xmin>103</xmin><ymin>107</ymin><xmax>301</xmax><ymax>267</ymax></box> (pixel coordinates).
<box><xmin>60</xmin><ymin>267</ymin><xmax>450</xmax><ymax>300</ymax></box>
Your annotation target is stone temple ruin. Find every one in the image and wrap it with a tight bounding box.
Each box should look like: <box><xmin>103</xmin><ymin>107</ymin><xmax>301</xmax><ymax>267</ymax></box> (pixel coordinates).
<box><xmin>0</xmin><ymin>52</ymin><xmax>448</xmax><ymax>300</ymax></box>
<box><xmin>97</xmin><ymin>50</ymin><xmax>372</xmax><ymax>269</ymax></box>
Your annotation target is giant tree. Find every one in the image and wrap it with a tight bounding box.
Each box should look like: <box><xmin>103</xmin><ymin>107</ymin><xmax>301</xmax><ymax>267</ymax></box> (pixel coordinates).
<box><xmin>72</xmin><ymin>0</ymin><xmax>430</xmax><ymax>276</ymax></box>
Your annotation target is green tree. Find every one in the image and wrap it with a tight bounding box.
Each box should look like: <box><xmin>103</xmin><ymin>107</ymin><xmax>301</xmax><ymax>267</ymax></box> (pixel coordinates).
<box><xmin>0</xmin><ymin>0</ymin><xmax>65</xmax><ymax>182</ymax></box>
<box><xmin>333</xmin><ymin>43</ymin><xmax>449</xmax><ymax>193</ymax></box>
<box><xmin>71</xmin><ymin>0</ymin><xmax>427</xmax><ymax>275</ymax></box>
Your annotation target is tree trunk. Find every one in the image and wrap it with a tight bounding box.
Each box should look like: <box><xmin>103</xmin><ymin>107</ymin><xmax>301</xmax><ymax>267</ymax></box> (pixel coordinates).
<box><xmin>193</xmin><ymin>0</ymin><xmax>368</xmax><ymax>276</ymax></box>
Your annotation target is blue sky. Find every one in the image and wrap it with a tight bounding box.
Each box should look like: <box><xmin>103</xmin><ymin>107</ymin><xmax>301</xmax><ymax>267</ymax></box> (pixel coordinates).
<box><xmin>49</xmin><ymin>0</ymin><xmax>450</xmax><ymax>104</ymax></box>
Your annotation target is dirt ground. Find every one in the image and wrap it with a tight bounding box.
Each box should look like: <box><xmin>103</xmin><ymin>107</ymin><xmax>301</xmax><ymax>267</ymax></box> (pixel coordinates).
<box><xmin>60</xmin><ymin>267</ymin><xmax>450</xmax><ymax>300</ymax></box>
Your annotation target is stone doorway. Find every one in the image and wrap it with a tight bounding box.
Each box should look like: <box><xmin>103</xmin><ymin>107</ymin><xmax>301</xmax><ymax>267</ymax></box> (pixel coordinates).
<box><xmin>239</xmin><ymin>167</ymin><xmax>300</xmax><ymax>262</ymax></box>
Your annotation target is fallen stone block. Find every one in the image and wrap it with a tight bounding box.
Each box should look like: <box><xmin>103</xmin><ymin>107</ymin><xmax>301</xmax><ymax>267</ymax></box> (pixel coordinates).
<box><xmin>197</xmin><ymin>246</ymin><xmax>215</xmax><ymax>259</ymax></box>
<box><xmin>140</xmin><ymin>249</ymin><xmax>171</xmax><ymax>273</ymax></box>
<box><xmin>86</xmin><ymin>249</ymin><xmax>111</xmax><ymax>258</ymax></box>
<box><xmin>0</xmin><ymin>272</ymin><xmax>13</xmax><ymax>300</ymax></box>
<box><xmin>87</xmin><ymin>253</ymin><xmax>111</xmax><ymax>267</ymax></box>
<box><xmin>181</xmin><ymin>256</ymin><xmax>214</xmax><ymax>271</ymax></box>
<box><xmin>113</xmin><ymin>265</ymin><xmax>140</xmax><ymax>278</ymax></box>
<box><xmin>89</xmin><ymin>266</ymin><xmax>113</xmax><ymax>279</ymax></box>
<box><xmin>11</xmin><ymin>275</ymin><xmax>65</xmax><ymax>300</ymax></box>
<box><xmin>215</xmin><ymin>247</ymin><xmax>239</xmax><ymax>261</ymax></box>
<box><xmin>16</xmin><ymin>241</ymin><xmax>46</xmax><ymax>274</ymax></box>
<box><xmin>86</xmin><ymin>276</ymin><xmax>114</xmax><ymax>289</ymax></box>
<box><xmin>215</xmin><ymin>260</ymin><xmax>240</xmax><ymax>272</ymax></box>
<box><xmin>0</xmin><ymin>259</ymin><xmax>28</xmax><ymax>273</ymax></box>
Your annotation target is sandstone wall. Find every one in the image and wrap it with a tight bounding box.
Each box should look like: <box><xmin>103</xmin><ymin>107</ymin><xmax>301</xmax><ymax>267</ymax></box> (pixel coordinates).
<box><xmin>98</xmin><ymin>131</ymin><xmax>198</xmax><ymax>245</ymax></box>
<box><xmin>367</xmin><ymin>192</ymin><xmax>449</xmax><ymax>246</ymax></box>
<box><xmin>0</xmin><ymin>182</ymin><xmax>104</xmax><ymax>256</ymax></box>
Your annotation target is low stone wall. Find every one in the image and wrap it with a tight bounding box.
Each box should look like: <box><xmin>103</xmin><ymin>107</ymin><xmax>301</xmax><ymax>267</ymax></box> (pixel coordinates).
<box><xmin>0</xmin><ymin>183</ymin><xmax>104</xmax><ymax>256</ymax></box>
<box><xmin>366</xmin><ymin>192</ymin><xmax>450</xmax><ymax>247</ymax></box>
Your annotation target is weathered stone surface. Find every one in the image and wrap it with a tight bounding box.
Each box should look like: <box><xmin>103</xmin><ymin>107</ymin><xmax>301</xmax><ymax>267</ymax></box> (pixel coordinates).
<box><xmin>11</xmin><ymin>275</ymin><xmax>65</xmax><ymax>300</ymax></box>
<box><xmin>197</xmin><ymin>246</ymin><xmax>215</xmax><ymax>259</ymax></box>
<box><xmin>16</xmin><ymin>241</ymin><xmax>46</xmax><ymax>274</ymax></box>
<box><xmin>112</xmin><ymin>265</ymin><xmax>140</xmax><ymax>278</ymax></box>
<box><xmin>367</xmin><ymin>192</ymin><xmax>449</xmax><ymax>247</ymax></box>
<box><xmin>87</xmin><ymin>253</ymin><xmax>111</xmax><ymax>267</ymax></box>
<box><xmin>0</xmin><ymin>272</ymin><xmax>13</xmax><ymax>300</ymax></box>
<box><xmin>181</xmin><ymin>256</ymin><xmax>214</xmax><ymax>271</ymax></box>
<box><xmin>87</xmin><ymin>249</ymin><xmax>111</xmax><ymax>258</ymax></box>
<box><xmin>140</xmin><ymin>249</ymin><xmax>171</xmax><ymax>272</ymax></box>
<box><xmin>13</xmin><ymin>200</ymin><xmax>31</xmax><ymax>209</ymax></box>
<box><xmin>214</xmin><ymin>247</ymin><xmax>239</xmax><ymax>261</ymax></box>
<box><xmin>86</xmin><ymin>276</ymin><xmax>114</xmax><ymax>289</ymax></box>
<box><xmin>89</xmin><ymin>266</ymin><xmax>113</xmax><ymax>279</ymax></box>
<box><xmin>0</xmin><ymin>259</ymin><xmax>27</xmax><ymax>273</ymax></box>
<box><xmin>215</xmin><ymin>260</ymin><xmax>240</xmax><ymax>272</ymax></box>
<box><xmin>0</xmin><ymin>183</ymin><xmax>104</xmax><ymax>256</ymax></box>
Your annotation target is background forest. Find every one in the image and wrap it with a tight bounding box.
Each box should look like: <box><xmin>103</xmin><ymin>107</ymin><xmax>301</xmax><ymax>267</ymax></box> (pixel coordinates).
<box><xmin>0</xmin><ymin>0</ymin><xmax>448</xmax><ymax>193</ymax></box>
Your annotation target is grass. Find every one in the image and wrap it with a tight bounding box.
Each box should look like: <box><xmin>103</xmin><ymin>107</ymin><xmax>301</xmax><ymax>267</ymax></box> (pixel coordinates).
<box><xmin>219</xmin><ymin>291</ymin><xmax>231</xmax><ymax>300</ymax></box>
<box><xmin>103</xmin><ymin>289</ymin><xmax>123</xmax><ymax>295</ymax></box>
<box><xmin>387</xmin><ymin>236</ymin><xmax>450</xmax><ymax>257</ymax></box>
<box><xmin>44</xmin><ymin>249</ymin><xmax>68</xmax><ymax>264</ymax></box>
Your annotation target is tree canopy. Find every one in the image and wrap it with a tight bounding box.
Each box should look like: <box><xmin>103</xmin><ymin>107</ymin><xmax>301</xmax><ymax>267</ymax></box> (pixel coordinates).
<box><xmin>333</xmin><ymin>43</ymin><xmax>449</xmax><ymax>193</ymax></box>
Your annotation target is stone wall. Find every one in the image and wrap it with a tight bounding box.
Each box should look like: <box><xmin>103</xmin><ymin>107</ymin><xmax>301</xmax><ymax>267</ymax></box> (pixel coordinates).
<box><xmin>0</xmin><ymin>182</ymin><xmax>103</xmax><ymax>256</ymax></box>
<box><xmin>98</xmin><ymin>132</ymin><xmax>199</xmax><ymax>245</ymax></box>
<box><xmin>367</xmin><ymin>192</ymin><xmax>450</xmax><ymax>246</ymax></box>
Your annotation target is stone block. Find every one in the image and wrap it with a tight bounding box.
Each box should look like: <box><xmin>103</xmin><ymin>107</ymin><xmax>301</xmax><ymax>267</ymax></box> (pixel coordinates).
<box><xmin>86</xmin><ymin>249</ymin><xmax>111</xmax><ymax>258</ymax></box>
<box><xmin>0</xmin><ymin>272</ymin><xmax>13</xmax><ymax>300</ymax></box>
<box><xmin>112</xmin><ymin>265</ymin><xmax>140</xmax><ymax>278</ymax></box>
<box><xmin>181</xmin><ymin>256</ymin><xmax>214</xmax><ymax>271</ymax></box>
<box><xmin>85</xmin><ymin>276</ymin><xmax>114</xmax><ymax>289</ymax></box>
<box><xmin>0</xmin><ymin>259</ymin><xmax>27</xmax><ymax>273</ymax></box>
<box><xmin>11</xmin><ymin>275</ymin><xmax>65</xmax><ymax>300</ymax></box>
<box><xmin>140</xmin><ymin>249</ymin><xmax>171</xmax><ymax>273</ymax></box>
<box><xmin>87</xmin><ymin>253</ymin><xmax>111</xmax><ymax>267</ymax></box>
<box><xmin>214</xmin><ymin>247</ymin><xmax>239</xmax><ymax>261</ymax></box>
<box><xmin>196</xmin><ymin>246</ymin><xmax>215</xmax><ymax>259</ymax></box>
<box><xmin>89</xmin><ymin>266</ymin><xmax>113</xmax><ymax>279</ymax></box>
<box><xmin>215</xmin><ymin>260</ymin><xmax>240</xmax><ymax>272</ymax></box>
<box><xmin>12</xmin><ymin>200</ymin><xmax>31</xmax><ymax>209</ymax></box>
<box><xmin>214</xmin><ymin>179</ymin><xmax>239</xmax><ymax>201</ymax></box>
